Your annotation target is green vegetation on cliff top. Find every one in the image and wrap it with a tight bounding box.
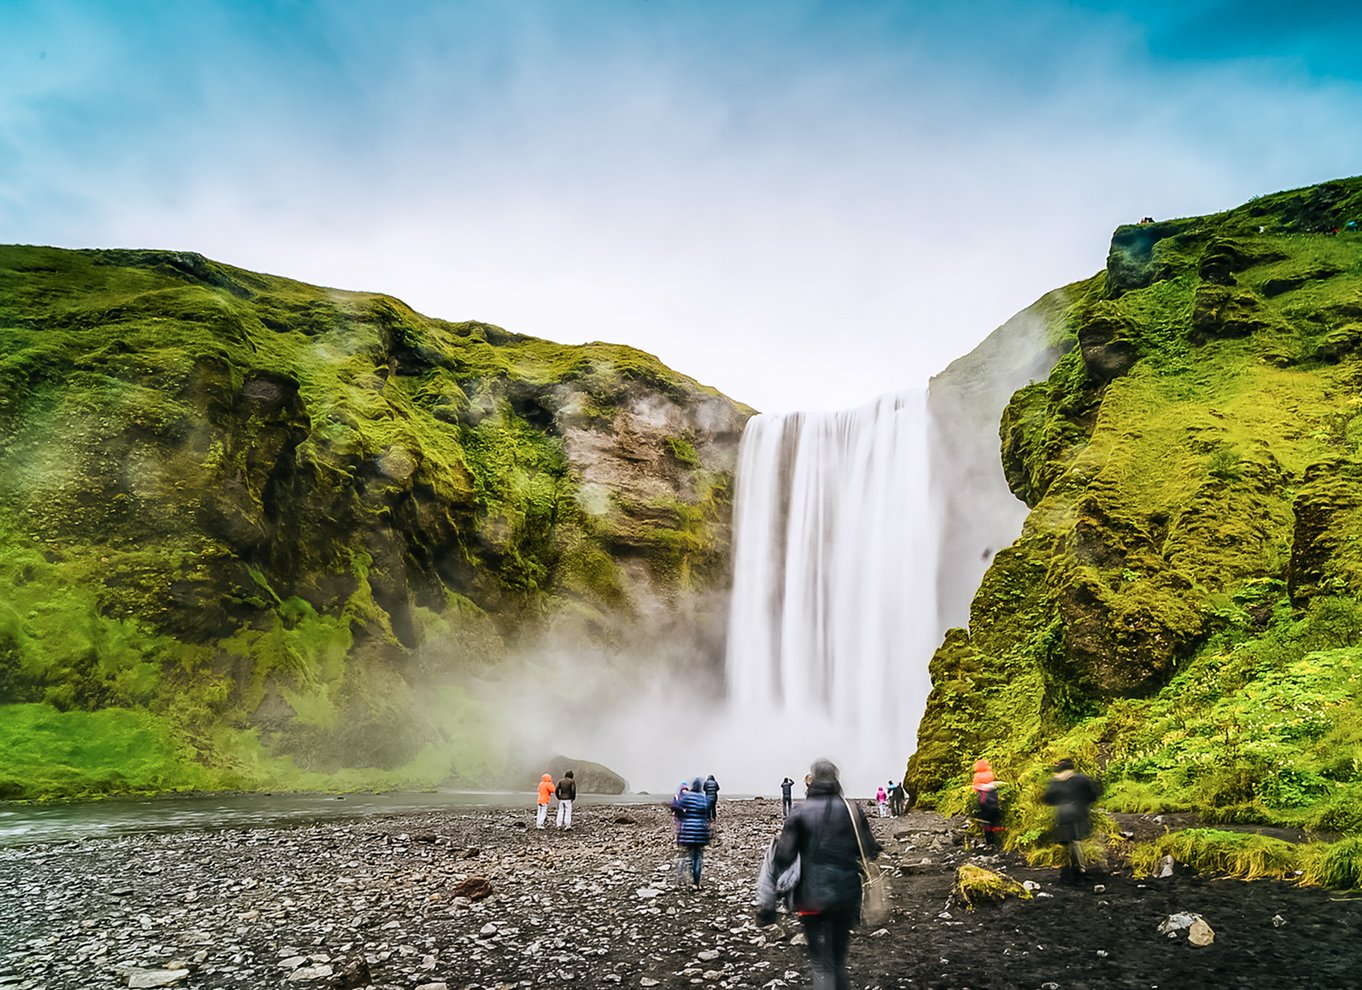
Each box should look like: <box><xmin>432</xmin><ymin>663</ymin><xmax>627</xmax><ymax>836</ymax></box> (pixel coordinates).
<box><xmin>0</xmin><ymin>246</ymin><xmax>745</xmax><ymax>799</ymax></box>
<box><xmin>909</xmin><ymin>177</ymin><xmax>1362</xmax><ymax>881</ymax></box>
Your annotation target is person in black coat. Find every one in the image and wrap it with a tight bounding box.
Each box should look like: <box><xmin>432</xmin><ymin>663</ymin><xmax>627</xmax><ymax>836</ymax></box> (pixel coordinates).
<box><xmin>780</xmin><ymin>777</ymin><xmax>795</xmax><ymax>817</ymax></box>
<box><xmin>1042</xmin><ymin>758</ymin><xmax>1100</xmax><ymax>883</ymax></box>
<box><xmin>703</xmin><ymin>774</ymin><xmax>720</xmax><ymax>821</ymax></box>
<box><xmin>766</xmin><ymin>759</ymin><xmax>880</xmax><ymax>990</ymax></box>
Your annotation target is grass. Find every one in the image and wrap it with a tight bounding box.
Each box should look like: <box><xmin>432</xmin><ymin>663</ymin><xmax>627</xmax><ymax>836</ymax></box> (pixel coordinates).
<box><xmin>1129</xmin><ymin>828</ymin><xmax>1301</xmax><ymax>882</ymax></box>
<box><xmin>955</xmin><ymin>863</ymin><xmax>1033</xmax><ymax>908</ymax></box>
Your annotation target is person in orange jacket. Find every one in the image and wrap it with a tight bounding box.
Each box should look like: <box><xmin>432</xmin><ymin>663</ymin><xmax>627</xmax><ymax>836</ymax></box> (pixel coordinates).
<box><xmin>536</xmin><ymin>773</ymin><xmax>555</xmax><ymax>829</ymax></box>
<box><xmin>971</xmin><ymin>759</ymin><xmax>1004</xmax><ymax>847</ymax></box>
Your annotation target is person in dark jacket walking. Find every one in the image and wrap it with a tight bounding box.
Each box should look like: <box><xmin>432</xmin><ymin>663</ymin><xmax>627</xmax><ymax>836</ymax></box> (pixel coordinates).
<box><xmin>765</xmin><ymin>759</ymin><xmax>880</xmax><ymax>990</ymax></box>
<box><xmin>703</xmin><ymin>774</ymin><xmax>720</xmax><ymax>821</ymax></box>
<box><xmin>672</xmin><ymin>776</ymin><xmax>711</xmax><ymax>887</ymax></box>
<box><xmin>1042</xmin><ymin>758</ymin><xmax>1100</xmax><ymax>883</ymax></box>
<box><xmin>780</xmin><ymin>777</ymin><xmax>795</xmax><ymax>817</ymax></box>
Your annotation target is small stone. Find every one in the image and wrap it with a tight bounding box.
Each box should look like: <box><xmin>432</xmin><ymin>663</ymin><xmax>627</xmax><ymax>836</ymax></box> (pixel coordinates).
<box><xmin>451</xmin><ymin>877</ymin><xmax>493</xmax><ymax>901</ymax></box>
<box><xmin>1092</xmin><ymin>884</ymin><xmax>1105</xmax><ymax>893</ymax></box>
<box><xmin>1155</xmin><ymin>855</ymin><xmax>1175</xmax><ymax>879</ymax></box>
<box><xmin>414</xmin><ymin>983</ymin><xmax>449</xmax><ymax>990</ymax></box>
<box><xmin>286</xmin><ymin>964</ymin><xmax>334</xmax><ymax>982</ymax></box>
<box><xmin>1272</xmin><ymin>914</ymin><xmax>1286</xmax><ymax>927</ymax></box>
<box><xmin>635</xmin><ymin>887</ymin><xmax>662</xmax><ymax>899</ymax></box>
<box><xmin>697</xmin><ymin>950</ymin><xmax>719</xmax><ymax>962</ymax></box>
<box><xmin>640</xmin><ymin>980</ymin><xmax>660</xmax><ymax>988</ymax></box>
<box><xmin>1188</xmin><ymin>919</ymin><xmax>1215</xmax><ymax>947</ymax></box>
<box><xmin>333</xmin><ymin>957</ymin><xmax>372</xmax><ymax>989</ymax></box>
<box><xmin>127</xmin><ymin>971</ymin><xmax>190</xmax><ymax>989</ymax></box>
<box><xmin>1096</xmin><ymin>949</ymin><xmax>1109</xmax><ymax>957</ymax></box>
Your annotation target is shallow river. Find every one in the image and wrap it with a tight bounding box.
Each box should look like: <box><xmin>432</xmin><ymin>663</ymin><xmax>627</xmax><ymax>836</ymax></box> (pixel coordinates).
<box><xmin>0</xmin><ymin>789</ymin><xmax>670</xmax><ymax>847</ymax></box>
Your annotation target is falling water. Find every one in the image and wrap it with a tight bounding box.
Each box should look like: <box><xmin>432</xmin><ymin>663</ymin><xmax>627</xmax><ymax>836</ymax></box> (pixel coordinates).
<box><xmin>723</xmin><ymin>391</ymin><xmax>938</xmax><ymax>796</ymax></box>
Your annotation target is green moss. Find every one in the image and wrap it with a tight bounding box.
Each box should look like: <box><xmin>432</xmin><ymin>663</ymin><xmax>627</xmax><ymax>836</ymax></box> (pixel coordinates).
<box><xmin>0</xmin><ymin>244</ymin><xmax>744</xmax><ymax>799</ymax></box>
<box><xmin>955</xmin><ymin>863</ymin><xmax>1033</xmax><ymax>908</ymax></box>
<box><xmin>0</xmin><ymin>703</ymin><xmax>221</xmax><ymax>800</ymax></box>
<box><xmin>912</xmin><ymin>176</ymin><xmax>1362</xmax><ymax>845</ymax></box>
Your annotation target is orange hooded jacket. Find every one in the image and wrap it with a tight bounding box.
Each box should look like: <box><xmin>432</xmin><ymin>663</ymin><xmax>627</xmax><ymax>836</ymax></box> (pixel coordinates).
<box><xmin>971</xmin><ymin>759</ymin><xmax>995</xmax><ymax>792</ymax></box>
<box><xmin>537</xmin><ymin>773</ymin><xmax>555</xmax><ymax>804</ymax></box>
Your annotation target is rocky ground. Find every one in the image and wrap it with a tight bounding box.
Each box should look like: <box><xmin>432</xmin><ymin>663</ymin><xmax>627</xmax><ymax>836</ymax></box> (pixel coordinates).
<box><xmin>1</xmin><ymin>798</ymin><xmax>1359</xmax><ymax>990</ymax></box>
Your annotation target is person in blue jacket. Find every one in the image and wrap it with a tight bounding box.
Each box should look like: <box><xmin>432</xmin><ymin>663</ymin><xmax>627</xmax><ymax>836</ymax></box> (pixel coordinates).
<box><xmin>672</xmin><ymin>776</ymin><xmax>712</xmax><ymax>888</ymax></box>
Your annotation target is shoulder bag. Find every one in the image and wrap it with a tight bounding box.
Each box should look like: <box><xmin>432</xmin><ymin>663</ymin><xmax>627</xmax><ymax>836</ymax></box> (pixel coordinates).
<box><xmin>842</xmin><ymin>797</ymin><xmax>890</xmax><ymax>926</ymax></box>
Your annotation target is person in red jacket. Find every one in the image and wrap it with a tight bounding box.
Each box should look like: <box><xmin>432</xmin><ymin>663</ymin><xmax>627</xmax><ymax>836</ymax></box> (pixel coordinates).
<box><xmin>535</xmin><ymin>773</ymin><xmax>554</xmax><ymax>830</ymax></box>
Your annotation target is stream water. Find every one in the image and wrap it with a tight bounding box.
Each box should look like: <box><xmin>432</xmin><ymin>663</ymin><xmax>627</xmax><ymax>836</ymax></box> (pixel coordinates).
<box><xmin>0</xmin><ymin>789</ymin><xmax>666</xmax><ymax>848</ymax></box>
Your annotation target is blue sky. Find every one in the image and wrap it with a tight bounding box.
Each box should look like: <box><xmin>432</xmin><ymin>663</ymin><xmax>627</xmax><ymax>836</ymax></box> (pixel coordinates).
<box><xmin>4</xmin><ymin>1</ymin><xmax>1362</xmax><ymax>412</ymax></box>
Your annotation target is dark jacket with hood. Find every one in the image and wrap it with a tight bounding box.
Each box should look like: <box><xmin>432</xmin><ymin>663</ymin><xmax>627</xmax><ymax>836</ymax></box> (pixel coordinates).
<box><xmin>772</xmin><ymin>780</ymin><xmax>880</xmax><ymax>915</ymax></box>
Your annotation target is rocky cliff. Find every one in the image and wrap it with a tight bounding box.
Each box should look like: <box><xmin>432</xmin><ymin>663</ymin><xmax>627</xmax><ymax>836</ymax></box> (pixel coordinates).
<box><xmin>910</xmin><ymin>177</ymin><xmax>1362</xmax><ymax>840</ymax></box>
<box><xmin>0</xmin><ymin>246</ymin><xmax>751</xmax><ymax>798</ymax></box>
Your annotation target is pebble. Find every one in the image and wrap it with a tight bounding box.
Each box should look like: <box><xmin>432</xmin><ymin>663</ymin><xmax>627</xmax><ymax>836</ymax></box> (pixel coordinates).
<box><xmin>0</xmin><ymin>803</ymin><xmax>952</xmax><ymax>989</ymax></box>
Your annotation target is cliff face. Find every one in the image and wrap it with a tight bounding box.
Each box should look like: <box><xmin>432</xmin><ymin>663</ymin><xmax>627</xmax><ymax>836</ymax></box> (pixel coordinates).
<box><xmin>910</xmin><ymin>178</ymin><xmax>1362</xmax><ymax>838</ymax></box>
<box><xmin>0</xmin><ymin>246</ymin><xmax>751</xmax><ymax>798</ymax></box>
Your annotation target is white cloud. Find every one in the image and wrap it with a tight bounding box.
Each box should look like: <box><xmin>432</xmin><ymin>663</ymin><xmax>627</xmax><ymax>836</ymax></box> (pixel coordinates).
<box><xmin>6</xmin><ymin>2</ymin><xmax>1362</xmax><ymax>411</ymax></box>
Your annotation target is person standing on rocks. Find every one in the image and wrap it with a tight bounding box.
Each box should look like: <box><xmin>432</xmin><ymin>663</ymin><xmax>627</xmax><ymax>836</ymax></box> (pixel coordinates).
<box><xmin>536</xmin><ymin>772</ymin><xmax>555</xmax><ymax>830</ymax></box>
<box><xmin>555</xmin><ymin>770</ymin><xmax>576</xmax><ymax>830</ymax></box>
<box><xmin>781</xmin><ymin>777</ymin><xmax>795</xmax><ymax>817</ymax></box>
<box><xmin>1043</xmin><ymin>757</ymin><xmax>1100</xmax><ymax>883</ymax></box>
<box><xmin>763</xmin><ymin>758</ymin><xmax>881</xmax><ymax>990</ymax></box>
<box><xmin>672</xmin><ymin>776</ymin><xmax>712</xmax><ymax>888</ymax></box>
<box><xmin>703</xmin><ymin>774</ymin><xmax>720</xmax><ymax>821</ymax></box>
<box><xmin>875</xmin><ymin>785</ymin><xmax>888</xmax><ymax>818</ymax></box>
<box><xmin>972</xmin><ymin>759</ymin><xmax>1004</xmax><ymax>848</ymax></box>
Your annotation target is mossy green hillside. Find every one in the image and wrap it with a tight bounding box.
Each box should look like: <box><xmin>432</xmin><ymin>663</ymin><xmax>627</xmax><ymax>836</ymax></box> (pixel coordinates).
<box><xmin>909</xmin><ymin>177</ymin><xmax>1362</xmax><ymax>869</ymax></box>
<box><xmin>0</xmin><ymin>246</ymin><xmax>750</xmax><ymax>799</ymax></box>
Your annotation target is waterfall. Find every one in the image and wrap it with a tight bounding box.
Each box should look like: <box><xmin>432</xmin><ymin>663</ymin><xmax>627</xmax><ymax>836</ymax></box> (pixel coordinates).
<box><xmin>723</xmin><ymin>391</ymin><xmax>938</xmax><ymax>797</ymax></box>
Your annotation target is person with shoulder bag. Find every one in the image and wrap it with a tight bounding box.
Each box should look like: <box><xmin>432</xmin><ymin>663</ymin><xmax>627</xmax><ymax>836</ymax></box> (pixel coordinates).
<box><xmin>761</xmin><ymin>759</ymin><xmax>883</xmax><ymax>990</ymax></box>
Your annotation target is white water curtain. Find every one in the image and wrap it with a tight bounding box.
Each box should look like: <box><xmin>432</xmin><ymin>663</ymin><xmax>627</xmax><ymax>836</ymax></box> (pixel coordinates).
<box><xmin>725</xmin><ymin>391</ymin><xmax>937</xmax><ymax>795</ymax></box>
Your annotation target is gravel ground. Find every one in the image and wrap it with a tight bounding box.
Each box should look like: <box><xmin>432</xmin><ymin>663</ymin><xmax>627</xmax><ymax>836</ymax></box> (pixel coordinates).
<box><xmin>2</xmin><ymin>798</ymin><xmax>1359</xmax><ymax>989</ymax></box>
